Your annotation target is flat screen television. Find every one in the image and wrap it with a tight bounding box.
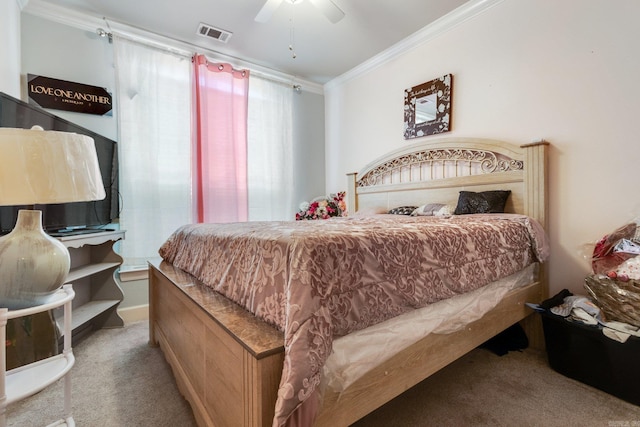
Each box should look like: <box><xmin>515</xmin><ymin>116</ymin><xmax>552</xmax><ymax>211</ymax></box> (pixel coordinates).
<box><xmin>0</xmin><ymin>91</ymin><xmax>119</xmax><ymax>235</ymax></box>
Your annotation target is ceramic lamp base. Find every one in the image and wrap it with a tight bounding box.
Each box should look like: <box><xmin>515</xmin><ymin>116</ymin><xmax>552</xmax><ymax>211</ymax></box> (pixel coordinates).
<box><xmin>0</xmin><ymin>210</ymin><xmax>70</xmax><ymax>309</ymax></box>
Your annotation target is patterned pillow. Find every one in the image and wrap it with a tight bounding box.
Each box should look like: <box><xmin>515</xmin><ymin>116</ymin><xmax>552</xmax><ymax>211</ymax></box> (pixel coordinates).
<box><xmin>388</xmin><ymin>206</ymin><xmax>418</xmax><ymax>215</ymax></box>
<box><xmin>453</xmin><ymin>190</ymin><xmax>511</xmax><ymax>215</ymax></box>
<box><xmin>615</xmin><ymin>256</ymin><xmax>640</xmax><ymax>281</ymax></box>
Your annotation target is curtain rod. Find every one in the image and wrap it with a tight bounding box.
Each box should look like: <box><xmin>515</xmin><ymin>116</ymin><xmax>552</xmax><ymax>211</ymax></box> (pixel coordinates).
<box><xmin>193</xmin><ymin>55</ymin><xmax>248</xmax><ymax>77</ymax></box>
<box><xmin>100</xmin><ymin>19</ymin><xmax>323</xmax><ymax>94</ymax></box>
<box><xmin>111</xmin><ymin>32</ymin><xmax>305</xmax><ymax>90</ymax></box>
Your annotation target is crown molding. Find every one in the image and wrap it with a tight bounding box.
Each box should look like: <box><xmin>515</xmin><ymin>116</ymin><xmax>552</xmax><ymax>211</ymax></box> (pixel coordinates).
<box><xmin>324</xmin><ymin>0</ymin><xmax>504</xmax><ymax>90</ymax></box>
<box><xmin>23</xmin><ymin>0</ymin><xmax>104</xmax><ymax>33</ymax></box>
<box><xmin>21</xmin><ymin>0</ymin><xmax>324</xmax><ymax>95</ymax></box>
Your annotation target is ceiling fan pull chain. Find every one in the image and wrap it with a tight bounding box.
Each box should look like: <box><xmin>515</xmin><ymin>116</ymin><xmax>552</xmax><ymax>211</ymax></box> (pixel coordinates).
<box><xmin>289</xmin><ymin>1</ymin><xmax>297</xmax><ymax>59</ymax></box>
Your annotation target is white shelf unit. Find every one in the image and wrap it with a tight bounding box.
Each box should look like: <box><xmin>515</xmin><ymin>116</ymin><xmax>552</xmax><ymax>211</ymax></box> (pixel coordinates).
<box><xmin>0</xmin><ymin>285</ymin><xmax>76</xmax><ymax>427</ymax></box>
<box><xmin>54</xmin><ymin>230</ymin><xmax>125</xmax><ymax>341</ymax></box>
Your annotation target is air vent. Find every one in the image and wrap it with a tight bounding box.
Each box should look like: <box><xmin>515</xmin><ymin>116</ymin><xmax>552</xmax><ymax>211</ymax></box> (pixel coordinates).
<box><xmin>197</xmin><ymin>23</ymin><xmax>232</xmax><ymax>43</ymax></box>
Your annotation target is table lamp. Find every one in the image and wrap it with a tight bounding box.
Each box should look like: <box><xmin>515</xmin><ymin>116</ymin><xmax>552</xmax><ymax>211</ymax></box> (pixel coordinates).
<box><xmin>0</xmin><ymin>126</ymin><xmax>106</xmax><ymax>309</ymax></box>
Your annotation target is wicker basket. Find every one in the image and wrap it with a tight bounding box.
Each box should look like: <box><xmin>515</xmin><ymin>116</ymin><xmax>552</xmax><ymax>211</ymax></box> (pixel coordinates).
<box><xmin>584</xmin><ymin>275</ymin><xmax>640</xmax><ymax>327</ymax></box>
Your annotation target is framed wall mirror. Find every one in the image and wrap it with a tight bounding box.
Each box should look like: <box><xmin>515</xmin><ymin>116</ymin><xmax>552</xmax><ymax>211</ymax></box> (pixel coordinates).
<box><xmin>404</xmin><ymin>74</ymin><xmax>452</xmax><ymax>140</ymax></box>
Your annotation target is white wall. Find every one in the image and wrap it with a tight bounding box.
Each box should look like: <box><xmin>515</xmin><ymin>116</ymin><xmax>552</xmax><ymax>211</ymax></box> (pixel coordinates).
<box><xmin>0</xmin><ymin>0</ymin><xmax>22</xmax><ymax>97</ymax></box>
<box><xmin>324</xmin><ymin>0</ymin><xmax>640</xmax><ymax>296</ymax></box>
<box><xmin>293</xmin><ymin>90</ymin><xmax>326</xmax><ymax>206</ymax></box>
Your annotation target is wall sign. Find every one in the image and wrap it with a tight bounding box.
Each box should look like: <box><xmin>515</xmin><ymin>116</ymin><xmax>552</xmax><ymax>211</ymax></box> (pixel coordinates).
<box><xmin>28</xmin><ymin>74</ymin><xmax>113</xmax><ymax>116</ymax></box>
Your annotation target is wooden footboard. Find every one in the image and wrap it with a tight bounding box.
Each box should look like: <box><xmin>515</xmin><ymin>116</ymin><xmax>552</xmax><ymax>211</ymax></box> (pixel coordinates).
<box><xmin>148</xmin><ymin>259</ymin><xmax>284</xmax><ymax>427</ymax></box>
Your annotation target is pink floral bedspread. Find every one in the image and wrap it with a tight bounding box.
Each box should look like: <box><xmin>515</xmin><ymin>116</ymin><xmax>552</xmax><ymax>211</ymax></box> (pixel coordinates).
<box><xmin>158</xmin><ymin>214</ymin><xmax>548</xmax><ymax>427</ymax></box>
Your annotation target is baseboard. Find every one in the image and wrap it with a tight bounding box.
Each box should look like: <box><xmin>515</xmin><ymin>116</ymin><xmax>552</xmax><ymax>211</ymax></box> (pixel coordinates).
<box><xmin>118</xmin><ymin>304</ymin><xmax>149</xmax><ymax>323</ymax></box>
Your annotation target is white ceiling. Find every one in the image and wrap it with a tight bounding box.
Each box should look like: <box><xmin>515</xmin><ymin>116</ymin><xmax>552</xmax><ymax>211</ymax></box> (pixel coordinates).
<box><xmin>24</xmin><ymin>0</ymin><xmax>470</xmax><ymax>85</ymax></box>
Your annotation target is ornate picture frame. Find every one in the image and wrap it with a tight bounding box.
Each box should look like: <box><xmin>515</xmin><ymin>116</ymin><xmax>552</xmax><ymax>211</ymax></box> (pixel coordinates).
<box><xmin>403</xmin><ymin>74</ymin><xmax>452</xmax><ymax>140</ymax></box>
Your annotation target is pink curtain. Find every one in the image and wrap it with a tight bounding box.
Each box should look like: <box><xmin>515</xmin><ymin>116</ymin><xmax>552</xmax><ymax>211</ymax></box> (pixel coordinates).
<box><xmin>193</xmin><ymin>54</ymin><xmax>250</xmax><ymax>223</ymax></box>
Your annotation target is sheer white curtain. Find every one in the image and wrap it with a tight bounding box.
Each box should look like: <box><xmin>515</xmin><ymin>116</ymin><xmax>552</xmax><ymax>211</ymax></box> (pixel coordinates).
<box><xmin>114</xmin><ymin>37</ymin><xmax>192</xmax><ymax>267</ymax></box>
<box><xmin>247</xmin><ymin>75</ymin><xmax>294</xmax><ymax>221</ymax></box>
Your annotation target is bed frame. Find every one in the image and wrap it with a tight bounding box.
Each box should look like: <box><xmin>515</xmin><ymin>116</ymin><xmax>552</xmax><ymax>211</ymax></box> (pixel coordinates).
<box><xmin>148</xmin><ymin>137</ymin><xmax>549</xmax><ymax>427</ymax></box>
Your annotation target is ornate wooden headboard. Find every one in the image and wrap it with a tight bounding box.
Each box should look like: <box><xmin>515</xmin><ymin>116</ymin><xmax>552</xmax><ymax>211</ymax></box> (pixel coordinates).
<box><xmin>347</xmin><ymin>137</ymin><xmax>548</xmax><ymax>231</ymax></box>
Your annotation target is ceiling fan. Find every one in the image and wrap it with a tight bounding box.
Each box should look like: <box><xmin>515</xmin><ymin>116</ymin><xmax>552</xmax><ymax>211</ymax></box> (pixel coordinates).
<box><xmin>255</xmin><ymin>0</ymin><xmax>345</xmax><ymax>24</ymax></box>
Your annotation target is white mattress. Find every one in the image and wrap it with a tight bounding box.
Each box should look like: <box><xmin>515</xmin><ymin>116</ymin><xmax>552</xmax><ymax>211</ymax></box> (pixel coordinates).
<box><xmin>323</xmin><ymin>263</ymin><xmax>537</xmax><ymax>392</ymax></box>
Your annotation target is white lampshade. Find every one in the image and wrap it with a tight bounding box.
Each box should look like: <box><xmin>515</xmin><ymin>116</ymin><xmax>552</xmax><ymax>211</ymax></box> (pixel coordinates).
<box><xmin>0</xmin><ymin>126</ymin><xmax>105</xmax><ymax>205</ymax></box>
<box><xmin>0</xmin><ymin>126</ymin><xmax>106</xmax><ymax>309</ymax></box>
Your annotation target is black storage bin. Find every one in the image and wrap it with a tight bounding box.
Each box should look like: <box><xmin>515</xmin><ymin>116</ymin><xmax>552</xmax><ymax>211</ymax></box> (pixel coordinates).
<box><xmin>540</xmin><ymin>310</ymin><xmax>640</xmax><ymax>406</ymax></box>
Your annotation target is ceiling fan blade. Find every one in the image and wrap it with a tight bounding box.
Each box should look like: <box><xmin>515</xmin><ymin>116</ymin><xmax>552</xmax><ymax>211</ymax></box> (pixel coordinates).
<box><xmin>255</xmin><ymin>0</ymin><xmax>284</xmax><ymax>23</ymax></box>
<box><xmin>308</xmin><ymin>0</ymin><xmax>345</xmax><ymax>23</ymax></box>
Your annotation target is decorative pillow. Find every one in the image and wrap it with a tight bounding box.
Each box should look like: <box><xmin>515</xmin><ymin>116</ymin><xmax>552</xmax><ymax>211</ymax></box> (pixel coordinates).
<box><xmin>453</xmin><ymin>190</ymin><xmax>511</xmax><ymax>215</ymax></box>
<box><xmin>388</xmin><ymin>206</ymin><xmax>418</xmax><ymax>215</ymax></box>
<box><xmin>411</xmin><ymin>203</ymin><xmax>446</xmax><ymax>216</ymax></box>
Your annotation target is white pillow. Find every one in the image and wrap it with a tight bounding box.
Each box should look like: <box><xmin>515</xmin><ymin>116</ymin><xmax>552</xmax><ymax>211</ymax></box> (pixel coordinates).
<box><xmin>411</xmin><ymin>203</ymin><xmax>444</xmax><ymax>216</ymax></box>
<box><xmin>435</xmin><ymin>204</ymin><xmax>454</xmax><ymax>216</ymax></box>
<box><xmin>411</xmin><ymin>203</ymin><xmax>453</xmax><ymax>217</ymax></box>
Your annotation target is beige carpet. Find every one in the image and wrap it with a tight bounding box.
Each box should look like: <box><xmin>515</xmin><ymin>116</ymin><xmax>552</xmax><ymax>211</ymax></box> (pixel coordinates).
<box><xmin>7</xmin><ymin>320</ymin><xmax>196</xmax><ymax>427</ymax></box>
<box><xmin>7</xmin><ymin>320</ymin><xmax>640</xmax><ymax>426</ymax></box>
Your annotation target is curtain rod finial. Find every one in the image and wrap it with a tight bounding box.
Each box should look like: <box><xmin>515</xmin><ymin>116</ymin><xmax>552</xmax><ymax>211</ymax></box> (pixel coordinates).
<box><xmin>96</xmin><ymin>28</ymin><xmax>113</xmax><ymax>43</ymax></box>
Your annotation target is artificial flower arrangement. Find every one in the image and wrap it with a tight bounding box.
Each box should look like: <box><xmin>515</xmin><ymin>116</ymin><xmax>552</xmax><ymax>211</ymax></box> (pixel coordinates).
<box><xmin>296</xmin><ymin>191</ymin><xmax>347</xmax><ymax>220</ymax></box>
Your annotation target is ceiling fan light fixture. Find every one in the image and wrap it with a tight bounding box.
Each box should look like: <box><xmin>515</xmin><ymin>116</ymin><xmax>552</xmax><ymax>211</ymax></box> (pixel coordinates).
<box><xmin>255</xmin><ymin>0</ymin><xmax>344</xmax><ymax>23</ymax></box>
<box><xmin>309</xmin><ymin>0</ymin><xmax>345</xmax><ymax>23</ymax></box>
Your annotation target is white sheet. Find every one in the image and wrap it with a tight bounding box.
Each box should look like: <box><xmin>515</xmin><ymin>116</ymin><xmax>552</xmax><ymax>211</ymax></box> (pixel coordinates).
<box><xmin>323</xmin><ymin>263</ymin><xmax>537</xmax><ymax>392</ymax></box>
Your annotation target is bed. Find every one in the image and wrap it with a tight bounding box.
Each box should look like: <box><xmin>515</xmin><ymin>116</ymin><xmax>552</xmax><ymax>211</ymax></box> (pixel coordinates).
<box><xmin>148</xmin><ymin>137</ymin><xmax>549</xmax><ymax>427</ymax></box>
